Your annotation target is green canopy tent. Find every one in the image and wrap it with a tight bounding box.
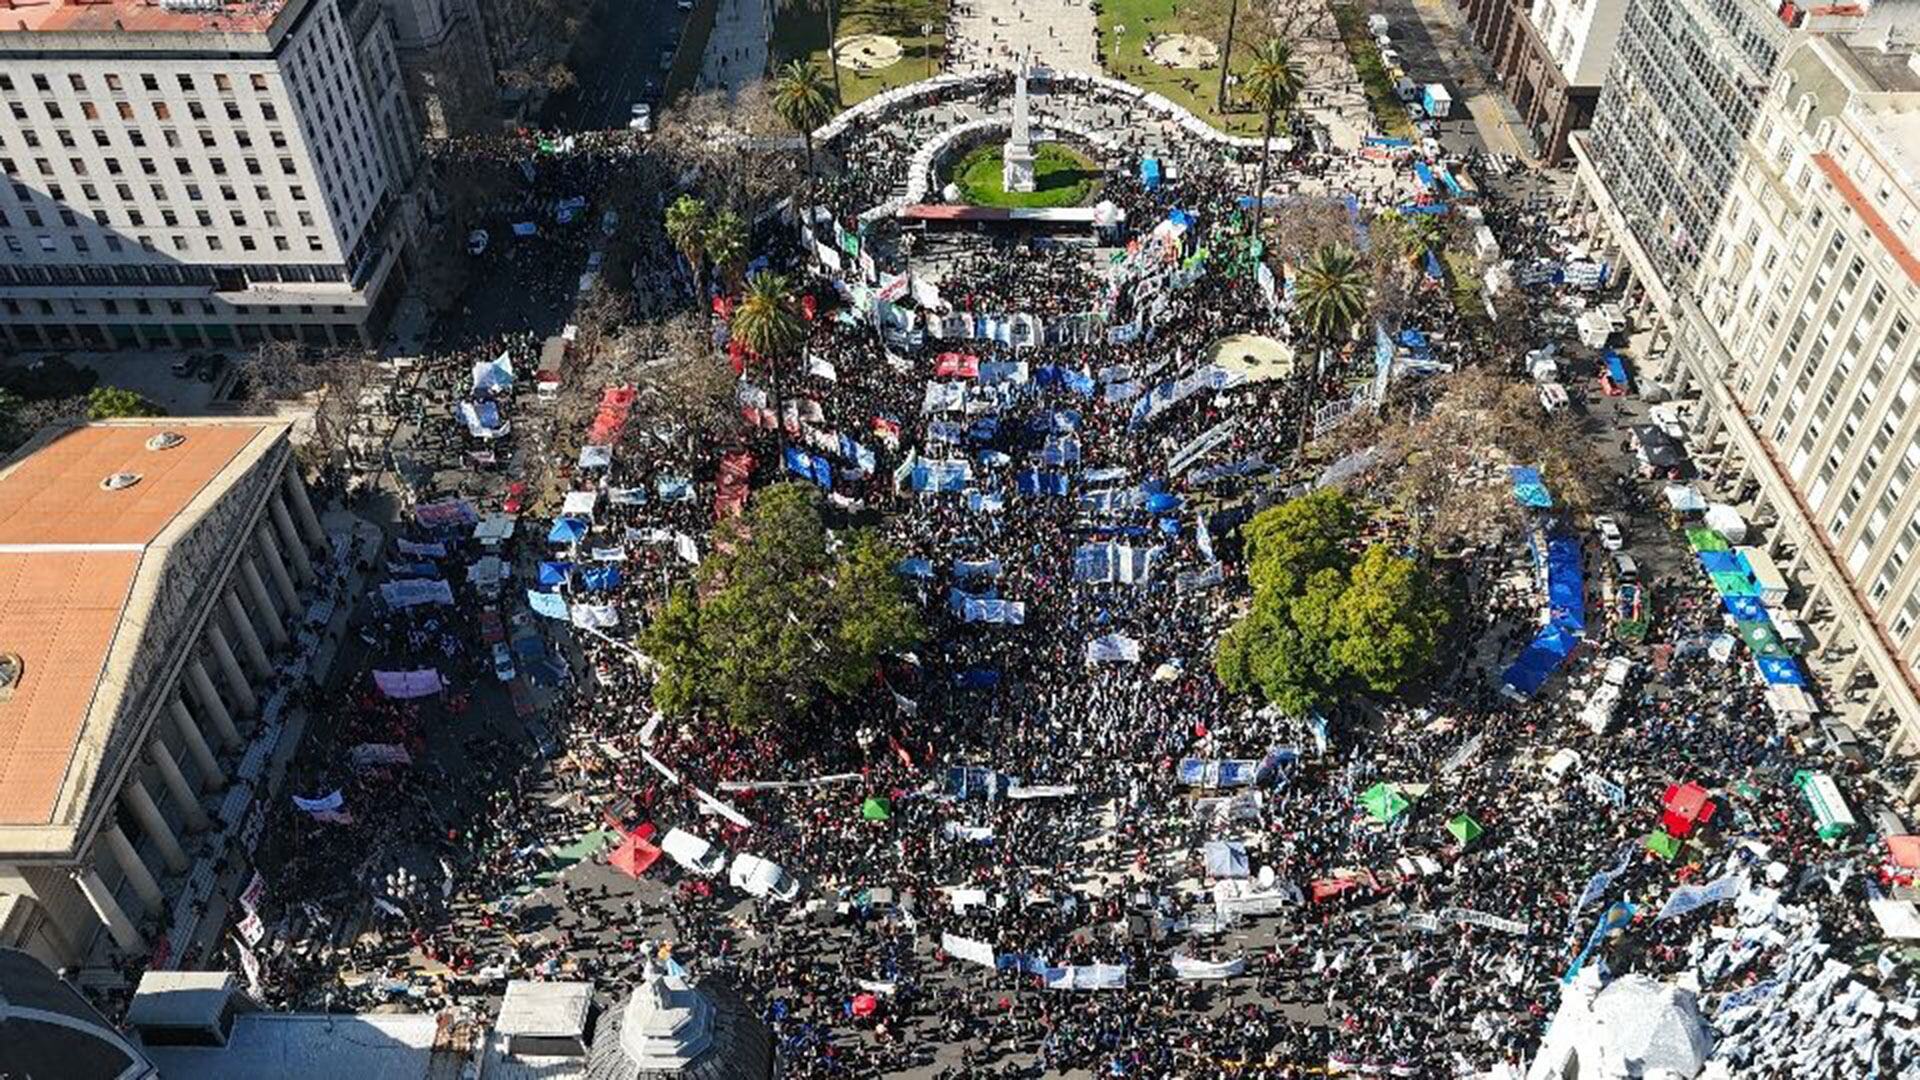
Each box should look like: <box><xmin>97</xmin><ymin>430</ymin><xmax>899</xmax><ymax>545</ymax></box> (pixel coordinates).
<box><xmin>1447</xmin><ymin>814</ymin><xmax>1483</xmax><ymax>846</ymax></box>
<box><xmin>860</xmin><ymin>797</ymin><xmax>893</xmax><ymax>822</ymax></box>
<box><xmin>1361</xmin><ymin>783</ymin><xmax>1410</xmax><ymax>823</ymax></box>
<box><xmin>1646</xmin><ymin>830</ymin><xmax>1682</xmax><ymax>860</ymax></box>
<box><xmin>1710</xmin><ymin>571</ymin><xmax>1761</xmax><ymax>598</ymax></box>
<box><xmin>1686</xmin><ymin>528</ymin><xmax>1731</xmax><ymax>553</ymax></box>
<box><xmin>1735</xmin><ymin>620</ymin><xmax>1789</xmax><ymax>658</ymax></box>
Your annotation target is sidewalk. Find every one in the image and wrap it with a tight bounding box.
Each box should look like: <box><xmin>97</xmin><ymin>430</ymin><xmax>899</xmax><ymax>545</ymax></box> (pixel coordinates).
<box><xmin>699</xmin><ymin>0</ymin><xmax>771</xmax><ymax>94</ymax></box>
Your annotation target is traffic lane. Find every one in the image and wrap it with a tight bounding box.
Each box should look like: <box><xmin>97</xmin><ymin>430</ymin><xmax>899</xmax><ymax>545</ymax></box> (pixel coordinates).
<box><xmin>544</xmin><ymin>0</ymin><xmax>685</xmax><ymax>131</ymax></box>
<box><xmin>1371</xmin><ymin>0</ymin><xmax>1533</xmax><ymax>161</ymax></box>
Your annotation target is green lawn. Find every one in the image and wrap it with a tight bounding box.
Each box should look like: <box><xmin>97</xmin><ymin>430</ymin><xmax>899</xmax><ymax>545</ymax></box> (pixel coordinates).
<box><xmin>771</xmin><ymin>0</ymin><xmax>946</xmax><ymax>107</ymax></box>
<box><xmin>1097</xmin><ymin>0</ymin><xmax>1265</xmax><ymax>138</ymax></box>
<box><xmin>952</xmin><ymin>143</ymin><xmax>1104</xmax><ymax>208</ymax></box>
<box><xmin>1330</xmin><ymin>2</ymin><xmax>1415</xmax><ymax>138</ymax></box>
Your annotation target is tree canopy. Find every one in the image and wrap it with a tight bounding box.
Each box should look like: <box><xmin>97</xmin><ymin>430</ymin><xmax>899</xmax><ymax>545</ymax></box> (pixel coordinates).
<box><xmin>86</xmin><ymin>386</ymin><xmax>163</xmax><ymax>420</ymax></box>
<box><xmin>1215</xmin><ymin>490</ymin><xmax>1448</xmax><ymax>714</ymax></box>
<box><xmin>640</xmin><ymin>483</ymin><xmax>924</xmax><ymax>730</ymax></box>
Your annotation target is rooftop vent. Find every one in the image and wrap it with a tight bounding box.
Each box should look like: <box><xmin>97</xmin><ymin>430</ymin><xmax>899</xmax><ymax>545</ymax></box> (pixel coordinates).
<box><xmin>146</xmin><ymin>432</ymin><xmax>186</xmax><ymax>451</ymax></box>
<box><xmin>0</xmin><ymin>653</ymin><xmax>21</xmax><ymax>703</ymax></box>
<box><xmin>101</xmin><ymin>472</ymin><xmax>143</xmax><ymax>491</ymax></box>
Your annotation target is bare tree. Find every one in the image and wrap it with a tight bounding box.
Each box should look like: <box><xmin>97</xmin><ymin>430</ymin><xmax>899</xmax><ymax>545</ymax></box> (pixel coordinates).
<box><xmin>655</xmin><ymin>84</ymin><xmax>803</xmax><ymax>215</ymax></box>
<box><xmin>238</xmin><ymin>341</ymin><xmax>381</xmax><ymax>479</ymax></box>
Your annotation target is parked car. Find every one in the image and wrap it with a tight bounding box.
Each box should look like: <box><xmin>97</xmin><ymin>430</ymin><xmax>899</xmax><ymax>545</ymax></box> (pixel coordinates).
<box><xmin>492</xmin><ymin>642</ymin><xmax>517</xmax><ymax>683</ymax></box>
<box><xmin>659</xmin><ymin>48</ymin><xmax>675</xmax><ymax>71</ymax></box>
<box><xmin>525</xmin><ymin>718</ymin><xmax>559</xmax><ymax>759</ymax></box>
<box><xmin>1594</xmin><ymin>515</ymin><xmax>1625</xmax><ymax>551</ymax></box>
<box><xmin>1611</xmin><ymin>553</ymin><xmax>1639</xmax><ymax>582</ymax></box>
<box><xmin>661</xmin><ymin>828</ymin><xmax>727</xmax><ymax>875</ymax></box>
<box><xmin>196</xmin><ymin>354</ymin><xmax>225</xmax><ymax>383</ymax></box>
<box><xmin>729</xmin><ymin>853</ymin><xmax>800</xmax><ymax>901</ymax></box>
<box><xmin>1820</xmin><ymin>719</ymin><xmax>1868</xmax><ymax>768</ymax></box>
<box><xmin>629</xmin><ymin>102</ymin><xmax>653</xmax><ymax>132</ymax></box>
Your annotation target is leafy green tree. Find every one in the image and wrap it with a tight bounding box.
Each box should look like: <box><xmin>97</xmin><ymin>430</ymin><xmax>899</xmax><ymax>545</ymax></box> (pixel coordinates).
<box><xmin>1214</xmin><ymin>492</ymin><xmax>1447</xmax><ymax>714</ymax></box>
<box><xmin>1241</xmin><ymin>487</ymin><xmax>1360</xmax><ymax>596</ymax></box>
<box><xmin>1330</xmin><ymin>546</ymin><xmax>1449</xmax><ymax>692</ymax></box>
<box><xmin>640</xmin><ymin>483</ymin><xmax>924</xmax><ymax>730</ymax></box>
<box><xmin>1244</xmin><ymin>38</ymin><xmax>1301</xmax><ymax>236</ymax></box>
<box><xmin>86</xmin><ymin>386</ymin><xmax>163</xmax><ymax>419</ymax></box>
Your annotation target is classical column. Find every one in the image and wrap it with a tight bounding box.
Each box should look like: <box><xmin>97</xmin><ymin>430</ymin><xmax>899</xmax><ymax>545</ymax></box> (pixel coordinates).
<box><xmin>99</xmin><ymin>821</ymin><xmax>164</xmax><ymax>911</ymax></box>
<box><xmin>241</xmin><ymin>556</ymin><xmax>289</xmax><ymax>645</ymax></box>
<box><xmin>205</xmin><ymin>624</ymin><xmax>258</xmax><ymax>717</ymax></box>
<box><xmin>1798</xmin><ymin>582</ymin><xmax>1826</xmax><ymax>623</ymax></box>
<box><xmin>169</xmin><ymin>697</ymin><xmax>225</xmax><ymax>787</ymax></box>
<box><xmin>186</xmin><ymin>661</ymin><xmax>242</xmax><ymax>749</ymax></box>
<box><xmin>73</xmin><ymin>866</ymin><xmax>146</xmax><ymax>953</ymax></box>
<box><xmin>270</xmin><ymin>496</ymin><xmax>315</xmax><ymax>584</ymax></box>
<box><xmin>282</xmin><ymin>468</ymin><xmax>327</xmax><ymax>547</ymax></box>
<box><xmin>257</xmin><ymin>526</ymin><xmax>301</xmax><ymax>610</ymax></box>
<box><xmin>1891</xmin><ymin>717</ymin><xmax>1912</xmax><ymax>757</ymax></box>
<box><xmin>148</xmin><ymin>740</ymin><xmax>209</xmax><ymax>831</ymax></box>
<box><xmin>223</xmin><ymin>590</ymin><xmax>273</xmax><ymax>679</ymax></box>
<box><xmin>123</xmin><ymin>777</ymin><xmax>188</xmax><ymax>874</ymax></box>
<box><xmin>1766</xmin><ymin>528</ymin><xmax>1788</xmax><ymax>558</ymax></box>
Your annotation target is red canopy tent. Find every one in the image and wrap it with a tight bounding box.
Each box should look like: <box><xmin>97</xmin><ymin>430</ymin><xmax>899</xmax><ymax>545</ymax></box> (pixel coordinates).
<box><xmin>1661</xmin><ymin>782</ymin><xmax>1715</xmax><ymax>838</ymax></box>
<box><xmin>609</xmin><ymin>834</ymin><xmax>661</xmax><ymax>879</ymax></box>
<box><xmin>1888</xmin><ymin>835</ymin><xmax>1920</xmax><ymax>871</ymax></box>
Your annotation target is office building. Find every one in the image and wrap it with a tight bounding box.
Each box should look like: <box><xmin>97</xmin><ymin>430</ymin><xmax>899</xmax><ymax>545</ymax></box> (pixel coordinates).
<box><xmin>0</xmin><ymin>0</ymin><xmax>425</xmax><ymax>352</ymax></box>
<box><xmin>0</xmin><ymin>420</ymin><xmax>329</xmax><ymax>970</ymax></box>
<box><xmin>1667</xmin><ymin>29</ymin><xmax>1920</xmax><ymax>797</ymax></box>
<box><xmin>1453</xmin><ymin>0</ymin><xmax>1630</xmax><ymax>163</ymax></box>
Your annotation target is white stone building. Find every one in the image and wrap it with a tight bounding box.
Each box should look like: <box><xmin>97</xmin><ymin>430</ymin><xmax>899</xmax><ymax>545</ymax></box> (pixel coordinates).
<box><xmin>0</xmin><ymin>0</ymin><xmax>424</xmax><ymax>352</ymax></box>
<box><xmin>0</xmin><ymin>420</ymin><xmax>330</xmax><ymax>971</ymax></box>
<box><xmin>1669</xmin><ymin>30</ymin><xmax>1920</xmax><ymax>796</ymax></box>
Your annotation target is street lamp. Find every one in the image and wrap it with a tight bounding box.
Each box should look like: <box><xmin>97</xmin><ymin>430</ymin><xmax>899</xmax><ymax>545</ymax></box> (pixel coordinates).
<box><xmin>924</xmin><ymin>23</ymin><xmax>935</xmax><ymax>79</ymax></box>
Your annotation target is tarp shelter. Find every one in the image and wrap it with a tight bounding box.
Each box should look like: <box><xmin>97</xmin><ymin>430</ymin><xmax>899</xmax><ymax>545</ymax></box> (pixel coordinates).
<box><xmin>1361</xmin><ymin>783</ymin><xmax>1410</xmax><ymax>823</ymax></box>
<box><xmin>579</xmin><ymin>566</ymin><xmax>622</xmax><ymax>592</ymax></box>
<box><xmin>1696</xmin><ymin>550</ymin><xmax>1742</xmax><ymax>575</ymax></box>
<box><xmin>1203</xmin><ymin>840</ymin><xmax>1250</xmax><ymax>879</ymax></box>
<box><xmin>547</xmin><ymin>517</ymin><xmax>588</xmax><ymax>543</ymax></box>
<box><xmin>1722</xmin><ymin>594</ymin><xmax>1765</xmax><ymax>621</ymax></box>
<box><xmin>1887</xmin><ymin>835</ymin><xmax>1920</xmax><ymax>870</ymax></box>
<box><xmin>1141</xmin><ymin>158</ymin><xmax>1162</xmax><ymax>188</ymax></box>
<box><xmin>860</xmin><ymin>797</ymin><xmax>892</xmax><ymax>821</ymax></box>
<box><xmin>562</xmin><ymin>490</ymin><xmax>599</xmax><ymax>517</ymax></box>
<box><xmin>1510</xmin><ymin>466</ymin><xmax>1553</xmax><ymax>509</ymax></box>
<box><xmin>1663</xmin><ymin>485</ymin><xmax>1708</xmax><ymax>513</ymax></box>
<box><xmin>1868</xmin><ymin>898</ymin><xmax>1920</xmax><ymax>940</ymax></box>
<box><xmin>1661</xmin><ymin>782</ymin><xmax>1715</xmax><ymax>838</ymax></box>
<box><xmin>1646</xmin><ymin>831</ymin><xmax>1682</xmax><ymax>860</ymax></box>
<box><xmin>1705</xmin><ymin>504</ymin><xmax>1748</xmax><ymax>544</ymax></box>
<box><xmin>1735</xmin><ymin>620</ymin><xmax>1788</xmax><ymax>658</ymax></box>
<box><xmin>609</xmin><ymin>835</ymin><xmax>661</xmax><ymax>879</ymax></box>
<box><xmin>1710</xmin><ymin>571</ymin><xmax>1760</xmax><ymax>598</ymax></box>
<box><xmin>1756</xmin><ymin>655</ymin><xmax>1805</xmax><ymax>686</ymax></box>
<box><xmin>1447</xmin><ymin>814</ymin><xmax>1483</xmax><ymax>846</ymax></box>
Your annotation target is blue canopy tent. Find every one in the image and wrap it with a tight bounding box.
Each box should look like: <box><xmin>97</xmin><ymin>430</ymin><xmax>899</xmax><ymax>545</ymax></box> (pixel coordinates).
<box><xmin>1757</xmin><ymin>656</ymin><xmax>1805</xmax><ymax>686</ymax></box>
<box><xmin>1501</xmin><ymin>534</ymin><xmax>1585</xmax><ymax>697</ymax></box>
<box><xmin>1723</xmin><ymin>594</ymin><xmax>1766</xmax><ymax>621</ymax></box>
<box><xmin>1603</xmin><ymin>351</ymin><xmax>1630</xmax><ymax>390</ymax></box>
<box><xmin>1502</xmin><ymin>623</ymin><xmax>1580</xmax><ymax>696</ymax></box>
<box><xmin>547</xmin><ymin>517</ymin><xmax>588</xmax><ymax>544</ymax></box>
<box><xmin>1412</xmin><ymin>160</ymin><xmax>1437</xmax><ymax>190</ymax></box>
<box><xmin>1697</xmin><ymin>550</ymin><xmax>1743</xmax><ymax>574</ymax></box>
<box><xmin>536</xmin><ymin>561</ymin><xmax>572</xmax><ymax>588</ymax></box>
<box><xmin>1141</xmin><ymin>159</ymin><xmax>1162</xmax><ymax>188</ymax></box>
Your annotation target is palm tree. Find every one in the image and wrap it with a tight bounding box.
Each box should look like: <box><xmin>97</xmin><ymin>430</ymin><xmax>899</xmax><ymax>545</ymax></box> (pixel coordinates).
<box><xmin>704</xmin><ymin>208</ymin><xmax>749</xmax><ymax>293</ymax></box>
<box><xmin>1244</xmin><ymin>39</ymin><xmax>1301</xmax><ymax>236</ymax></box>
<box><xmin>796</xmin><ymin>0</ymin><xmax>845</xmax><ymax>103</ymax></box>
<box><xmin>1291</xmin><ymin>243</ymin><xmax>1369</xmax><ymax>449</ymax></box>
<box><xmin>733</xmin><ymin>271</ymin><xmax>807</xmax><ymax>452</ymax></box>
<box><xmin>1216</xmin><ymin>0</ymin><xmax>1240</xmax><ymax>114</ymax></box>
<box><xmin>665</xmin><ymin>194</ymin><xmax>710</xmax><ymax>305</ymax></box>
<box><xmin>771</xmin><ymin>59</ymin><xmax>837</xmax><ymax>186</ymax></box>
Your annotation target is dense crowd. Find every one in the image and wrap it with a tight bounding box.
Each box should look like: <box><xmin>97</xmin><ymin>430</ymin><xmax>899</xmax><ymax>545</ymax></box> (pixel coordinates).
<box><xmin>221</xmin><ymin>83</ymin><xmax>1918</xmax><ymax>1080</ymax></box>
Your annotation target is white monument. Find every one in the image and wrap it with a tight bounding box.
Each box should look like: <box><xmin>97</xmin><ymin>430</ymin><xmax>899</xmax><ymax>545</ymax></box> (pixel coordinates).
<box><xmin>1002</xmin><ymin>60</ymin><xmax>1037</xmax><ymax>193</ymax></box>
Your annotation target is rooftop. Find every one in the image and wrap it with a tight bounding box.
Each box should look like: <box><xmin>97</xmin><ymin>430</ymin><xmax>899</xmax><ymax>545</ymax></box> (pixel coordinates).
<box><xmin>0</xmin><ymin>421</ymin><xmax>282</xmax><ymax>833</ymax></box>
<box><xmin>0</xmin><ymin>0</ymin><xmax>292</xmax><ymax>37</ymax></box>
<box><xmin>139</xmin><ymin>1011</ymin><xmax>484</xmax><ymax>1080</ymax></box>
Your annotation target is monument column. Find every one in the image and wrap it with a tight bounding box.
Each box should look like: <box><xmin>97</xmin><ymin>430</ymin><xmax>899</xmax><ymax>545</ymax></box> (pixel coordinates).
<box><xmin>74</xmin><ymin>866</ymin><xmax>146</xmax><ymax>953</ymax></box>
<box><xmin>1002</xmin><ymin>59</ymin><xmax>1037</xmax><ymax>194</ymax></box>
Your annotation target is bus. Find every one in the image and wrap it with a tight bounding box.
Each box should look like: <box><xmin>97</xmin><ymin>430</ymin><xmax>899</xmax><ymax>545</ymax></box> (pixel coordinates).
<box><xmin>1793</xmin><ymin>770</ymin><xmax>1856</xmax><ymax>841</ymax></box>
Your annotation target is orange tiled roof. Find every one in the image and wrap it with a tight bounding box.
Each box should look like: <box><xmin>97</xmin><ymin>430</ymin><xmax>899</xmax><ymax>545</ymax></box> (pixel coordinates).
<box><xmin>0</xmin><ymin>0</ymin><xmax>290</xmax><ymax>36</ymax></box>
<box><xmin>0</xmin><ymin>422</ymin><xmax>269</xmax><ymax>826</ymax></box>
<box><xmin>0</xmin><ymin>424</ymin><xmax>261</xmax><ymax>547</ymax></box>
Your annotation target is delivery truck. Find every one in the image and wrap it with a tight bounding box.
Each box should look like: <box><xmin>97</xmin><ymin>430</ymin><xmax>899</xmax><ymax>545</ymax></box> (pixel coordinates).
<box><xmin>1422</xmin><ymin>84</ymin><xmax>1453</xmax><ymax>119</ymax></box>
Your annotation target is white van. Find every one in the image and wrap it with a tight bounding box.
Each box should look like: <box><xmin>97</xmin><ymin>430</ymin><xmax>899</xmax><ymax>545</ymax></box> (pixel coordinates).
<box><xmin>729</xmin><ymin>853</ymin><xmax>800</xmax><ymax>901</ymax></box>
<box><xmin>1368</xmin><ymin>13</ymin><xmax>1390</xmax><ymax>35</ymax></box>
<box><xmin>660</xmin><ymin>828</ymin><xmax>726</xmax><ymax>876</ymax></box>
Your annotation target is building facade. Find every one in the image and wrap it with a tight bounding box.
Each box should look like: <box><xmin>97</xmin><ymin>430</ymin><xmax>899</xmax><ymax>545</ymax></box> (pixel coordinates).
<box><xmin>1455</xmin><ymin>0</ymin><xmax>1629</xmax><ymax>164</ymax></box>
<box><xmin>1667</xmin><ymin>32</ymin><xmax>1920</xmax><ymax>798</ymax></box>
<box><xmin>0</xmin><ymin>421</ymin><xmax>329</xmax><ymax>970</ymax></box>
<box><xmin>0</xmin><ymin>0</ymin><xmax>425</xmax><ymax>352</ymax></box>
<box><xmin>1567</xmin><ymin>0</ymin><xmax>1796</xmax><ymax>322</ymax></box>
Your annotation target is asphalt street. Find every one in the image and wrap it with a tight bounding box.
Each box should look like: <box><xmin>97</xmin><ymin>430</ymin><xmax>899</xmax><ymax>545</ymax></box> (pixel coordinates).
<box><xmin>541</xmin><ymin>0</ymin><xmax>690</xmax><ymax>132</ymax></box>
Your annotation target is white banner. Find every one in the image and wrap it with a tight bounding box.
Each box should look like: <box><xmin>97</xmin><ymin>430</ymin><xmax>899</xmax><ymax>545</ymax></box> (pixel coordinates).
<box><xmin>237</xmin><ymin>910</ymin><xmax>266</xmax><ymax>946</ymax></box>
<box><xmin>941</xmin><ymin>932</ymin><xmax>998</xmax><ymax>969</ymax></box>
<box><xmin>1172</xmin><ymin>953</ymin><xmax>1247</xmax><ymax>980</ymax></box>
<box><xmin>1655</xmin><ymin>874</ymin><xmax>1743</xmax><ymax>922</ymax></box>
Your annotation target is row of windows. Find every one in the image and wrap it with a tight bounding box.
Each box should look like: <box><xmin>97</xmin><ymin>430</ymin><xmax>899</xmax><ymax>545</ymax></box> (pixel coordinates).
<box><xmin>6</xmin><ymin>97</ymin><xmax>278</xmax><ymax>125</ymax></box>
<box><xmin>2</xmin><ymin>230</ymin><xmax>326</xmax><ymax>257</ymax></box>
<box><xmin>2</xmin><ymin>297</ymin><xmax>349</xmax><ymax>318</ymax></box>
<box><xmin>3</xmin><ymin>151</ymin><xmax>303</xmax><ymax>185</ymax></box>
<box><xmin>0</xmin><ymin>261</ymin><xmax>346</xmax><ymax>287</ymax></box>
<box><xmin>1</xmin><ymin>124</ymin><xmax>290</xmax><ymax>155</ymax></box>
<box><xmin>0</xmin><ymin>72</ymin><xmax>269</xmax><ymax>96</ymax></box>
